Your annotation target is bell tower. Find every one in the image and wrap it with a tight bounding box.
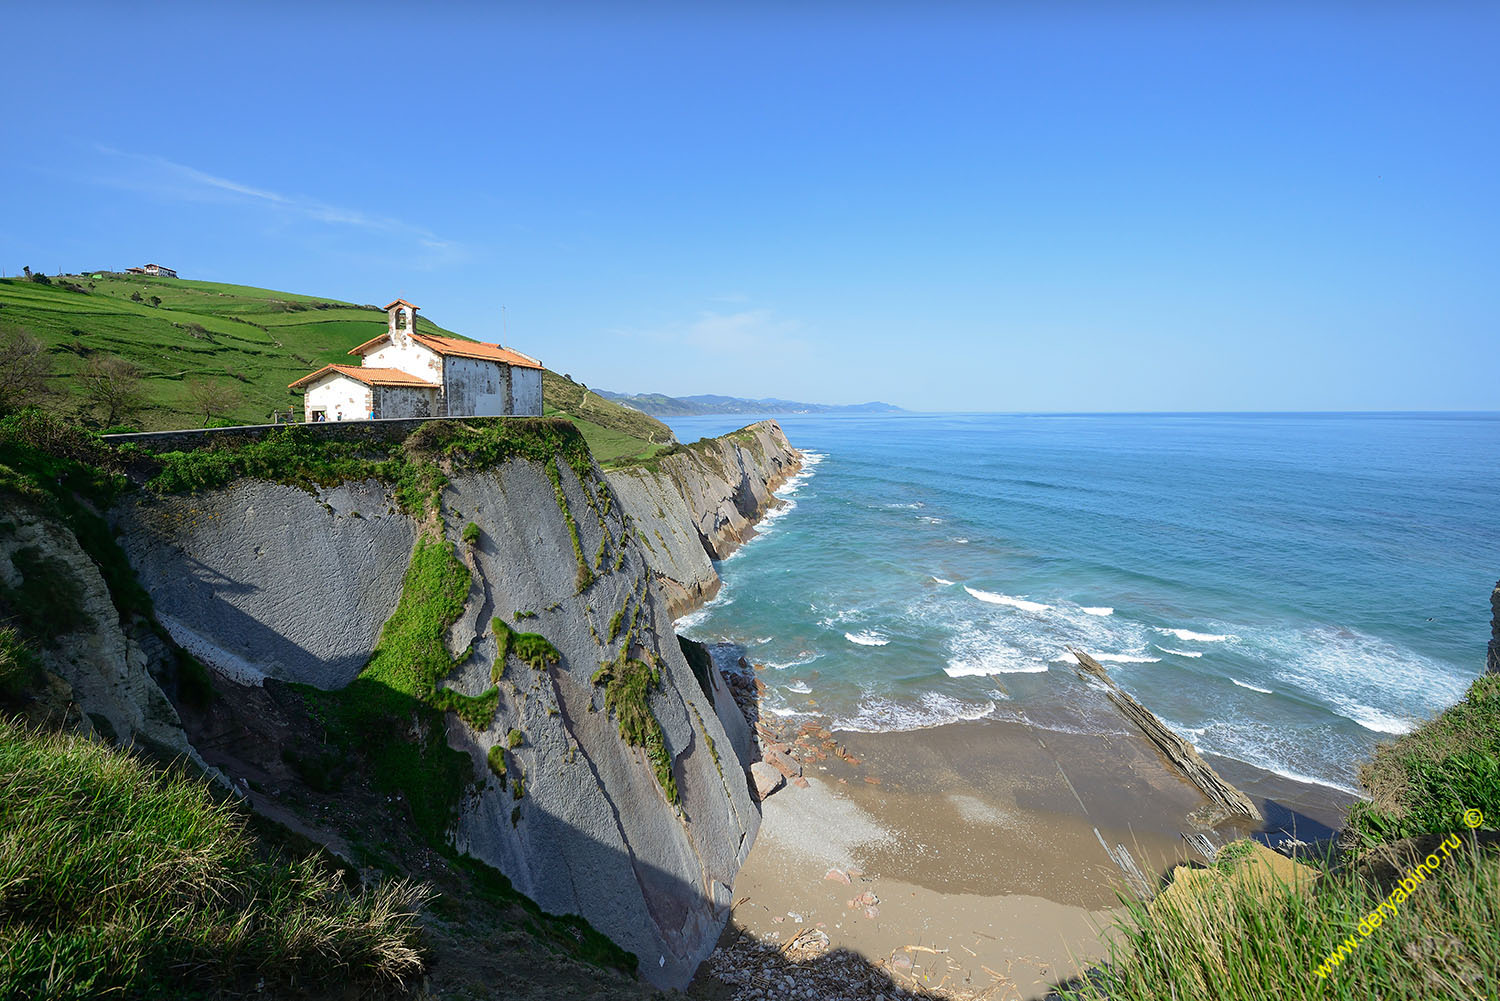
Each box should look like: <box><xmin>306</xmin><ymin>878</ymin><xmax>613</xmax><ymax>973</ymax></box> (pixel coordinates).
<box><xmin>384</xmin><ymin>299</ymin><xmax>419</xmax><ymax>346</ymax></box>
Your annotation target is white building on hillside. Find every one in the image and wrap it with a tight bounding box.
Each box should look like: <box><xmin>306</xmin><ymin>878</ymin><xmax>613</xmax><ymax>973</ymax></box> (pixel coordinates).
<box><xmin>288</xmin><ymin>299</ymin><xmax>544</xmax><ymax>422</ymax></box>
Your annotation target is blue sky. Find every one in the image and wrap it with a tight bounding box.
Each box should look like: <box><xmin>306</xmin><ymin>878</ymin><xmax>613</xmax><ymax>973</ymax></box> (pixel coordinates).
<box><xmin>5</xmin><ymin>2</ymin><xmax>1496</xmax><ymax>411</ymax></box>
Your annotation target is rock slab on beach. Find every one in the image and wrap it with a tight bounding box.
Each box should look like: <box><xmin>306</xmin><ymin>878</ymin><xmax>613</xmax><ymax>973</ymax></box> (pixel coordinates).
<box><xmin>1068</xmin><ymin>647</ymin><xmax>1262</xmax><ymax>821</ymax></box>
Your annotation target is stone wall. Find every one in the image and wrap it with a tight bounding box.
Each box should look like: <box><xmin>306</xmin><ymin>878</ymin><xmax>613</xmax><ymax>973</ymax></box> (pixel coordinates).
<box><xmin>104</xmin><ymin>415</ymin><xmax>490</xmax><ymax>453</ymax></box>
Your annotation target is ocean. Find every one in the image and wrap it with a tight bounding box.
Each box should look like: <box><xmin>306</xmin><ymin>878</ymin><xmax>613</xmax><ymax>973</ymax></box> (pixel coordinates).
<box><xmin>667</xmin><ymin>412</ymin><xmax>1500</xmax><ymax>795</ymax></box>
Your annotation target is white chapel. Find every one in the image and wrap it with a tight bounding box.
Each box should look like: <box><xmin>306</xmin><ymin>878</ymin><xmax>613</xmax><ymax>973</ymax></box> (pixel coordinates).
<box><xmin>289</xmin><ymin>299</ymin><xmax>544</xmax><ymax>422</ymax></box>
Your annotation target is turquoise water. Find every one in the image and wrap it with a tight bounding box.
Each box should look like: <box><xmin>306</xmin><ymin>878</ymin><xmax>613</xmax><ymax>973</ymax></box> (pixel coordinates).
<box><xmin>668</xmin><ymin>413</ymin><xmax>1500</xmax><ymax>794</ymax></box>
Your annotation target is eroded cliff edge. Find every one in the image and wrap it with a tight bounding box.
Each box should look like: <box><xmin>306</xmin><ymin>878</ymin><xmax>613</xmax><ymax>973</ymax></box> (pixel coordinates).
<box><xmin>607</xmin><ymin>420</ymin><xmax>802</xmax><ymax>618</ymax></box>
<box><xmin>78</xmin><ymin>417</ymin><xmax>797</xmax><ymax>989</ymax></box>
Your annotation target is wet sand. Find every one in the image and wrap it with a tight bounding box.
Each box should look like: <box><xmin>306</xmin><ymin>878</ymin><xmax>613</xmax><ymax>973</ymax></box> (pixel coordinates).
<box><xmin>694</xmin><ymin>715</ymin><xmax>1358</xmax><ymax>999</ymax></box>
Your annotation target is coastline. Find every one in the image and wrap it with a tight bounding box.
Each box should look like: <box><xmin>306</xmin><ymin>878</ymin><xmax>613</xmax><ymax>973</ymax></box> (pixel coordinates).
<box><xmin>667</xmin><ymin>423</ymin><xmax>1364</xmax><ymax>998</ymax></box>
<box><xmin>691</xmin><ymin>712</ymin><xmax>1359</xmax><ymax>999</ymax></box>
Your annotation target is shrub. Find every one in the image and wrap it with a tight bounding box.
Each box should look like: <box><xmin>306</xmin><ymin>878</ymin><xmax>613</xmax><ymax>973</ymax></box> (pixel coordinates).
<box><xmin>507</xmin><ymin>728</ymin><xmax>523</xmax><ymax>749</ymax></box>
<box><xmin>462</xmin><ymin>521</ymin><xmax>480</xmax><ymax>546</ymax></box>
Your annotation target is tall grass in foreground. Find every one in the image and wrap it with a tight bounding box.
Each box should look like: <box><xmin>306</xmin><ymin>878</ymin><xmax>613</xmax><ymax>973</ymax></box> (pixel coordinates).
<box><xmin>0</xmin><ymin>719</ymin><xmax>430</xmax><ymax>999</ymax></box>
<box><xmin>1060</xmin><ymin>843</ymin><xmax>1500</xmax><ymax>1001</ymax></box>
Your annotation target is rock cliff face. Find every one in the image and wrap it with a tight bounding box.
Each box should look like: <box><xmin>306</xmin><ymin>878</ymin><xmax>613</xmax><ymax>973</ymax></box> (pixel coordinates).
<box><xmin>1489</xmin><ymin>580</ymin><xmax>1500</xmax><ymax>676</ymax></box>
<box><xmin>606</xmin><ymin>421</ymin><xmax>801</xmax><ymax>618</ymax></box>
<box><xmin>0</xmin><ymin>506</ymin><xmax>205</xmax><ymax>768</ymax></box>
<box><xmin>99</xmin><ymin>421</ymin><xmax>794</xmax><ymax>989</ymax></box>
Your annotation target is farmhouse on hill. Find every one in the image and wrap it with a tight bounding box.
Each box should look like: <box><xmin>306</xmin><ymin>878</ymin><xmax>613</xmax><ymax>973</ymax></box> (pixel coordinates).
<box><xmin>288</xmin><ymin>299</ymin><xmax>543</xmax><ymax>422</ymax></box>
<box><xmin>126</xmin><ymin>263</ymin><xmax>178</xmax><ymax>277</ymax></box>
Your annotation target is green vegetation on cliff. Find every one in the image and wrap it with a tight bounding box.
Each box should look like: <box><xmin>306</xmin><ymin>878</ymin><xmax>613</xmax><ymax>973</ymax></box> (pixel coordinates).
<box><xmin>0</xmin><ymin>718</ymin><xmax>429</xmax><ymax>999</ymax></box>
<box><xmin>591</xmin><ymin>650</ymin><xmax>678</xmax><ymax>803</ymax></box>
<box><xmin>1061</xmin><ymin>671</ymin><xmax>1500</xmax><ymax>1001</ymax></box>
<box><xmin>296</xmin><ymin>534</ymin><xmax>481</xmax><ymax>844</ymax></box>
<box><xmin>0</xmin><ymin>408</ymin><xmax>652</xmax><ymax>995</ymax></box>
<box><xmin>0</xmin><ymin>272</ymin><xmax>675</xmax><ymax>461</ymax></box>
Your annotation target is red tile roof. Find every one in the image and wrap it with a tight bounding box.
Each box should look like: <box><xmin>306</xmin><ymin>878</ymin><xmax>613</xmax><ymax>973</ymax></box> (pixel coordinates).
<box><xmin>346</xmin><ymin>331</ymin><xmax>543</xmax><ymax>370</ymax></box>
<box><xmin>288</xmin><ymin>364</ymin><xmax>439</xmax><ymax>390</ymax></box>
<box><xmin>383</xmin><ymin>298</ymin><xmax>419</xmax><ymax>311</ymax></box>
<box><xmin>410</xmin><ymin>333</ymin><xmax>543</xmax><ymax>369</ymax></box>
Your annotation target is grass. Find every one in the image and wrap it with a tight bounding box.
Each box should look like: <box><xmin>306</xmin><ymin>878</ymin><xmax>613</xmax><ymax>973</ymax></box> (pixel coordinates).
<box><xmin>545</xmin><ymin>459</ymin><xmax>594</xmax><ymax>593</ymax></box>
<box><xmin>1060</xmin><ymin>839</ymin><xmax>1500</xmax><ymax>1001</ymax></box>
<box><xmin>591</xmin><ymin>649</ymin><xmax>678</xmax><ymax>803</ymax></box>
<box><xmin>462</xmin><ymin>521</ymin><xmax>480</xmax><ymax>546</ymax></box>
<box><xmin>486</xmin><ymin>745</ymin><xmax>507</xmax><ymax>780</ymax></box>
<box><xmin>507</xmin><ymin>729</ymin><xmax>524</xmax><ymax>749</ymax></box>
<box><xmin>0</xmin><ymin>410</ymin><xmax>150</xmax><ymax>621</ymax></box>
<box><xmin>1345</xmin><ymin>673</ymin><xmax>1500</xmax><ymax>851</ymax></box>
<box><xmin>0</xmin><ymin>625</ymin><xmax>43</xmax><ymax>703</ymax></box>
<box><xmin>1</xmin><ymin>274</ymin><xmax>673</xmax><ymax>465</ymax></box>
<box><xmin>0</xmin><ymin>718</ymin><xmax>430</xmax><ymax>999</ymax></box>
<box><xmin>541</xmin><ymin>370</ymin><xmax>674</xmax><ymax>465</ymax></box>
<box><xmin>490</xmin><ymin>617</ymin><xmax>561</xmax><ymax>680</ymax></box>
<box><xmin>1059</xmin><ymin>670</ymin><xmax>1500</xmax><ymax>1001</ymax></box>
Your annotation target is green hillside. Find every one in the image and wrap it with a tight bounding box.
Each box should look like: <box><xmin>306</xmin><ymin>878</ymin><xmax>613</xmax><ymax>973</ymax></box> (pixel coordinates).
<box><xmin>0</xmin><ymin>272</ymin><xmax>673</xmax><ymax>463</ymax></box>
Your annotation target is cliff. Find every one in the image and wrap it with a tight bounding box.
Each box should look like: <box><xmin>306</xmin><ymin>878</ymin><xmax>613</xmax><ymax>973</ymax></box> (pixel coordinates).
<box><xmin>606</xmin><ymin>421</ymin><xmax>801</xmax><ymax>618</ymax></box>
<box><xmin>0</xmin><ymin>412</ymin><xmax>799</xmax><ymax>992</ymax></box>
<box><xmin>1489</xmin><ymin>580</ymin><xmax>1499</xmax><ymax>675</ymax></box>
<box><xmin>94</xmin><ymin>418</ymin><xmax>780</xmax><ymax>988</ymax></box>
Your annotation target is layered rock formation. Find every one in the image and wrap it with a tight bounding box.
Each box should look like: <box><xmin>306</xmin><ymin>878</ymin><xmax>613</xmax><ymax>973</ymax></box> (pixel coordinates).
<box><xmin>606</xmin><ymin>421</ymin><xmax>801</xmax><ymax>617</ymax></box>
<box><xmin>0</xmin><ymin>506</ymin><xmax>206</xmax><ymax>768</ymax></box>
<box><xmin>94</xmin><ymin>420</ymin><xmax>795</xmax><ymax>989</ymax></box>
<box><xmin>1069</xmin><ymin>648</ymin><xmax>1261</xmax><ymax>822</ymax></box>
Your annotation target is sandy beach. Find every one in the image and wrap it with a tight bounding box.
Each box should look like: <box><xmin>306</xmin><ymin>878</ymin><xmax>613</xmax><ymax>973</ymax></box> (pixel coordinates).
<box><xmin>690</xmin><ymin>707</ymin><xmax>1360</xmax><ymax>1000</ymax></box>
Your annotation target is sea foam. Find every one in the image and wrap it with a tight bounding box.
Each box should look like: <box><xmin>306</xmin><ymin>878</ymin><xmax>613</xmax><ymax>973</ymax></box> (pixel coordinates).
<box><xmin>845</xmin><ymin>630</ymin><xmax>890</xmax><ymax>647</ymax></box>
<box><xmin>964</xmin><ymin>587</ymin><xmax>1050</xmax><ymax>613</ymax></box>
<box><xmin>1155</xmin><ymin>627</ymin><xmax>1235</xmax><ymax>643</ymax></box>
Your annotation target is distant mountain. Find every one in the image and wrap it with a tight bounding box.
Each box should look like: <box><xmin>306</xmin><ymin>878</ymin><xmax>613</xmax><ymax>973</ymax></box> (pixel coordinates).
<box><xmin>599</xmin><ymin>390</ymin><xmax>904</xmax><ymax>417</ymax></box>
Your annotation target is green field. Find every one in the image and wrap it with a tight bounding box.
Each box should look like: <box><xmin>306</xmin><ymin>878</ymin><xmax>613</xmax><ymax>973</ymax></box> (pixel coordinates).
<box><xmin>0</xmin><ymin>272</ymin><xmax>673</xmax><ymax>463</ymax></box>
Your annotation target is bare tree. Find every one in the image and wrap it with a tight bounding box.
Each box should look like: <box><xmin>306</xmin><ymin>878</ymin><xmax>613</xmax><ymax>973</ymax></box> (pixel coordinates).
<box><xmin>0</xmin><ymin>325</ymin><xmax>54</xmax><ymax>415</ymax></box>
<box><xmin>81</xmin><ymin>355</ymin><xmax>145</xmax><ymax>427</ymax></box>
<box><xmin>185</xmin><ymin>377</ymin><xmax>242</xmax><ymax>425</ymax></box>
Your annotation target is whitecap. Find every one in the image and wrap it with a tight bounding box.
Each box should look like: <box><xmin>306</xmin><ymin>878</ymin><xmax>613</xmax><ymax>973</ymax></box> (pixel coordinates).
<box><xmin>951</xmin><ymin>537</ymin><xmax>969</xmax><ymax>544</ymax></box>
<box><xmin>964</xmin><ymin>586</ymin><xmax>1050</xmax><ymax>613</ymax></box>
<box><xmin>785</xmin><ymin>681</ymin><xmax>812</xmax><ymax>694</ymax></box>
<box><xmin>1155</xmin><ymin>646</ymin><xmax>1204</xmax><ymax>658</ymax></box>
<box><xmin>930</xmin><ymin>576</ymin><xmax>955</xmax><ymax>586</ymax></box>
<box><xmin>765</xmin><ymin>651</ymin><xmax>821</xmax><ymax>670</ymax></box>
<box><xmin>834</xmin><ymin>692</ymin><xmax>996</xmax><ymax>733</ymax></box>
<box><xmin>919</xmin><ymin>515</ymin><xmax>944</xmax><ymax>524</ymax></box>
<box><xmin>1231</xmin><ymin>678</ymin><xmax>1273</xmax><ymax>694</ymax></box>
<box><xmin>845</xmin><ymin>630</ymin><xmax>891</xmax><ymax>647</ymax></box>
<box><xmin>1081</xmin><ymin>606</ymin><xmax>1114</xmax><ymax>616</ymax></box>
<box><xmin>945</xmin><ymin>657</ymin><xmax>1048</xmax><ymax>677</ymax></box>
<box><xmin>1154</xmin><ymin>627</ymin><xmax>1235</xmax><ymax>643</ymax></box>
<box><xmin>1330</xmin><ymin>703</ymin><xmax>1413</xmax><ymax>735</ymax></box>
<box><xmin>1091</xmin><ymin>653</ymin><xmax>1161</xmax><ymax>664</ymax></box>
